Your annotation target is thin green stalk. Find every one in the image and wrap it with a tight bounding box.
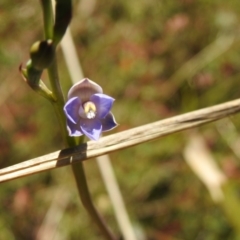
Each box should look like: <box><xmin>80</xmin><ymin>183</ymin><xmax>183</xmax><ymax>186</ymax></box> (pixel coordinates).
<box><xmin>40</xmin><ymin>1</ymin><xmax>117</xmax><ymax>239</ymax></box>
<box><xmin>47</xmin><ymin>59</ymin><xmax>116</xmax><ymax>240</ymax></box>
<box><xmin>71</xmin><ymin>148</ymin><xmax>117</xmax><ymax>240</ymax></box>
<box><xmin>47</xmin><ymin>59</ymin><xmax>75</xmax><ymax>146</ymax></box>
<box><xmin>41</xmin><ymin>0</ymin><xmax>54</xmax><ymax>39</ymax></box>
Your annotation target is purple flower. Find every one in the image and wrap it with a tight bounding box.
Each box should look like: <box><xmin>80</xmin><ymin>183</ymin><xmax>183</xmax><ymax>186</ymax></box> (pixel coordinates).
<box><xmin>64</xmin><ymin>78</ymin><xmax>117</xmax><ymax>141</ymax></box>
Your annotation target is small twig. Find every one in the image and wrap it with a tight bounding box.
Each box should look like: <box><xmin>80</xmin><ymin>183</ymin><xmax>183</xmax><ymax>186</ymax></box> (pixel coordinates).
<box><xmin>1</xmin><ymin>97</ymin><xmax>240</xmax><ymax>183</ymax></box>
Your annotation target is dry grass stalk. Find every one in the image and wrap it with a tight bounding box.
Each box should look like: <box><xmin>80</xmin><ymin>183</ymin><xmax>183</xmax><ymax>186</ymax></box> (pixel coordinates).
<box><xmin>1</xmin><ymin>97</ymin><xmax>240</xmax><ymax>183</ymax></box>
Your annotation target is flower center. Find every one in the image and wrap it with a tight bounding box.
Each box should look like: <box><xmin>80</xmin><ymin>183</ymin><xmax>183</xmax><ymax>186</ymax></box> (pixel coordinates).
<box><xmin>83</xmin><ymin>101</ymin><xmax>96</xmax><ymax>119</ymax></box>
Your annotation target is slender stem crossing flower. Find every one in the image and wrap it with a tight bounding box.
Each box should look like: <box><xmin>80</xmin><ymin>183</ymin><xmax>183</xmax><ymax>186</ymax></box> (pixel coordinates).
<box><xmin>64</xmin><ymin>78</ymin><xmax>117</xmax><ymax>141</ymax></box>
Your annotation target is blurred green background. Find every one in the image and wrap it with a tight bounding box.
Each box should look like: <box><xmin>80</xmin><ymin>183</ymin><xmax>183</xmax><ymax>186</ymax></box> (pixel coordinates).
<box><xmin>1</xmin><ymin>0</ymin><xmax>240</xmax><ymax>239</ymax></box>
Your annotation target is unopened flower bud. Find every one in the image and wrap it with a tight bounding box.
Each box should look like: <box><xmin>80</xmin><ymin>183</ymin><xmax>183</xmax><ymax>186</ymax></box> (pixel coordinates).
<box><xmin>53</xmin><ymin>0</ymin><xmax>72</xmax><ymax>45</ymax></box>
<box><xmin>30</xmin><ymin>40</ymin><xmax>55</xmax><ymax>70</ymax></box>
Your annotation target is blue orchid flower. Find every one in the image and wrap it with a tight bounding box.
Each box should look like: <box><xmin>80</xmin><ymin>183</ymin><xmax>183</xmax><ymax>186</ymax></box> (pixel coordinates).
<box><xmin>64</xmin><ymin>78</ymin><xmax>117</xmax><ymax>141</ymax></box>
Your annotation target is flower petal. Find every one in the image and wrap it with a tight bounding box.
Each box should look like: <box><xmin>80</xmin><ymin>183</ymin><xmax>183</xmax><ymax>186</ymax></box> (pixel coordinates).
<box><xmin>80</xmin><ymin>119</ymin><xmax>102</xmax><ymax>141</ymax></box>
<box><xmin>101</xmin><ymin>112</ymin><xmax>118</xmax><ymax>132</ymax></box>
<box><xmin>64</xmin><ymin>97</ymin><xmax>81</xmax><ymax>124</ymax></box>
<box><xmin>68</xmin><ymin>78</ymin><xmax>103</xmax><ymax>103</ymax></box>
<box><xmin>91</xmin><ymin>93</ymin><xmax>115</xmax><ymax>119</ymax></box>
<box><xmin>66</xmin><ymin>119</ymin><xmax>83</xmax><ymax>137</ymax></box>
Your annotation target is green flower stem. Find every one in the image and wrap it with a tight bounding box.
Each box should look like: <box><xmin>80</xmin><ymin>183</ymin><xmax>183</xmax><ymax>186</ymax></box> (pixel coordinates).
<box><xmin>47</xmin><ymin>59</ymin><xmax>75</xmax><ymax>146</ymax></box>
<box><xmin>47</xmin><ymin>58</ymin><xmax>116</xmax><ymax>240</ymax></box>
<box><xmin>71</xmin><ymin>150</ymin><xmax>117</xmax><ymax>240</ymax></box>
<box><xmin>41</xmin><ymin>1</ymin><xmax>117</xmax><ymax>239</ymax></box>
<box><xmin>41</xmin><ymin>0</ymin><xmax>54</xmax><ymax>39</ymax></box>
